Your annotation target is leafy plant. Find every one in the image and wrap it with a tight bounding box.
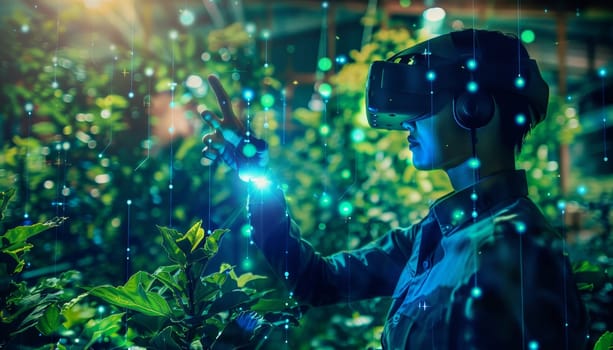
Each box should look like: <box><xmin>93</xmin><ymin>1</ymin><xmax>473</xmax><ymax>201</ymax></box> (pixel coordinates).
<box><xmin>86</xmin><ymin>220</ymin><xmax>300</xmax><ymax>349</ymax></box>
<box><xmin>1</xmin><ymin>188</ymin><xmax>299</xmax><ymax>349</ymax></box>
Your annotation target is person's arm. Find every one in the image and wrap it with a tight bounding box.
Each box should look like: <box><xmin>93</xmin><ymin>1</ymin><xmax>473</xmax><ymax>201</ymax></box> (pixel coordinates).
<box><xmin>200</xmin><ymin>74</ymin><xmax>413</xmax><ymax>306</ymax></box>
<box><xmin>248</xmin><ymin>185</ymin><xmax>413</xmax><ymax>306</ymax></box>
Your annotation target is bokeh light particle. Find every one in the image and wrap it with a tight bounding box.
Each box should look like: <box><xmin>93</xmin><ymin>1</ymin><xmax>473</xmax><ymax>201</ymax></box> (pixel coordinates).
<box><xmin>319</xmin><ymin>124</ymin><xmax>330</xmax><ymax>136</ymax></box>
<box><xmin>260</xmin><ymin>93</ymin><xmax>275</xmax><ymax>108</ymax></box>
<box><xmin>351</xmin><ymin>128</ymin><xmax>366</xmax><ymax>142</ymax></box>
<box><xmin>319</xmin><ymin>192</ymin><xmax>332</xmax><ymax>208</ymax></box>
<box><xmin>318</xmin><ymin>57</ymin><xmax>333</xmax><ymax>72</ymax></box>
<box><xmin>242</xmin><ymin>143</ymin><xmax>257</xmax><ymax>158</ymax></box>
<box><xmin>318</xmin><ymin>83</ymin><xmax>332</xmax><ymax>99</ymax></box>
<box><xmin>467</xmin><ymin>81</ymin><xmax>478</xmax><ymax>93</ymax></box>
<box><xmin>179</xmin><ymin>9</ymin><xmax>196</xmax><ymax>26</ymax></box>
<box><xmin>520</xmin><ymin>29</ymin><xmax>535</xmax><ymax>44</ymax></box>
<box><xmin>338</xmin><ymin>201</ymin><xmax>354</xmax><ymax>217</ymax></box>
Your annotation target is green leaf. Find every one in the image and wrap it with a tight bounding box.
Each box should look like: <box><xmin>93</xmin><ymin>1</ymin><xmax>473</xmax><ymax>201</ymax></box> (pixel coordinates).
<box><xmin>250</xmin><ymin>298</ymin><xmax>289</xmax><ymax>313</ymax></box>
<box><xmin>83</xmin><ymin>313</ymin><xmax>125</xmax><ymax>349</ymax></box>
<box><xmin>3</xmin><ymin>217</ymin><xmax>66</xmax><ymax>245</ymax></box>
<box><xmin>158</xmin><ymin>225</ymin><xmax>187</xmax><ymax>265</ymax></box>
<box><xmin>88</xmin><ymin>272</ymin><xmax>173</xmax><ymax>317</ymax></box>
<box><xmin>152</xmin><ymin>265</ymin><xmax>184</xmax><ymax>294</ymax></box>
<box><xmin>176</xmin><ymin>220</ymin><xmax>205</xmax><ymax>254</ymax></box>
<box><xmin>36</xmin><ymin>303</ymin><xmax>60</xmax><ymax>335</ymax></box>
<box><xmin>573</xmin><ymin>260</ymin><xmax>601</xmax><ymax>273</ymax></box>
<box><xmin>209</xmin><ymin>290</ymin><xmax>250</xmax><ymax>314</ymax></box>
<box><xmin>203</xmin><ymin>236</ymin><xmax>219</xmax><ymax>258</ymax></box>
<box><xmin>0</xmin><ymin>188</ymin><xmax>16</xmax><ymax>220</ymax></box>
<box><xmin>233</xmin><ymin>273</ymin><xmax>267</xmax><ymax>288</ymax></box>
<box><xmin>151</xmin><ymin>326</ymin><xmax>183</xmax><ymax>350</ymax></box>
<box><xmin>594</xmin><ymin>331</ymin><xmax>613</xmax><ymax>350</ymax></box>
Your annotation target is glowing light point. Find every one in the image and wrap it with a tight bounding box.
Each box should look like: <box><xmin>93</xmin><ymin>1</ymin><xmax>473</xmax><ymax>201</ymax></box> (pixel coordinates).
<box><xmin>341</xmin><ymin>169</ymin><xmax>351</xmax><ymax>179</ymax></box>
<box><xmin>515</xmin><ymin>113</ymin><xmax>527</xmax><ymax>125</ymax></box>
<box><xmin>577</xmin><ymin>185</ymin><xmax>587</xmax><ymax>196</ymax></box>
<box><xmin>242</xmin><ymin>88</ymin><xmax>254</xmax><ymax>101</ymax></box>
<box><xmin>51</xmin><ymin>81</ymin><xmax>59</xmax><ymax>89</ymax></box>
<box><xmin>468</xmin><ymin>157</ymin><xmax>481</xmax><ymax>169</ymax></box>
<box><xmin>318</xmin><ymin>57</ymin><xmax>333</xmax><ymax>72</ymax></box>
<box><xmin>470</xmin><ymin>192</ymin><xmax>478</xmax><ymax>201</ymax></box>
<box><xmin>145</xmin><ymin>67</ymin><xmax>154</xmax><ymax>77</ymax></box>
<box><xmin>335</xmin><ymin>55</ymin><xmax>347</xmax><ymax>64</ymax></box>
<box><xmin>557</xmin><ymin>200</ymin><xmax>566</xmax><ymax>210</ymax></box>
<box><xmin>515</xmin><ymin>221</ymin><xmax>527</xmax><ymax>234</ymax></box>
<box><xmin>319</xmin><ymin>124</ymin><xmax>331</xmax><ymax>136</ymax></box>
<box><xmin>423</xmin><ymin>7</ymin><xmax>446</xmax><ymax>22</ymax></box>
<box><xmin>322</xmin><ymin>2</ymin><xmax>329</xmax><ymax>9</ymax></box>
<box><xmin>604</xmin><ymin>156</ymin><xmax>608</xmax><ymax>162</ymax></box>
<box><xmin>319</xmin><ymin>192</ymin><xmax>332</xmax><ymax>208</ymax></box>
<box><xmin>515</xmin><ymin>76</ymin><xmax>526</xmax><ymax>89</ymax></box>
<box><xmin>24</xmin><ymin>102</ymin><xmax>34</xmax><ymax>113</ymax></box>
<box><xmin>466</xmin><ymin>81</ymin><xmax>478</xmax><ymax>93</ymax></box>
<box><xmin>426</xmin><ymin>70</ymin><xmax>436</xmax><ymax>81</ymax></box>
<box><xmin>318</xmin><ymin>83</ymin><xmax>332</xmax><ymax>99</ymax></box>
<box><xmin>241</xmin><ymin>224</ymin><xmax>253</xmax><ymax>237</ymax></box>
<box><xmin>521</xmin><ymin>29</ymin><xmax>536</xmax><ymax>44</ymax></box>
<box><xmin>471</xmin><ymin>286</ymin><xmax>482</xmax><ymax>299</ymax></box>
<box><xmin>528</xmin><ymin>340</ymin><xmax>540</xmax><ymax>350</ymax></box>
<box><xmin>260</xmin><ymin>94</ymin><xmax>274</xmax><ymax>108</ymax></box>
<box><xmin>471</xmin><ymin>210</ymin><xmax>478</xmax><ymax>218</ymax></box>
<box><xmin>466</xmin><ymin>58</ymin><xmax>477</xmax><ymax>70</ymax></box>
<box><xmin>284</xmin><ymin>271</ymin><xmax>289</xmax><ymax>279</ymax></box>
<box><xmin>179</xmin><ymin>9</ymin><xmax>196</xmax><ymax>26</ymax></box>
<box><xmin>598</xmin><ymin>68</ymin><xmax>607</xmax><ymax>78</ymax></box>
<box><xmin>128</xmin><ymin>91</ymin><xmax>134</xmax><ymax>99</ymax></box>
<box><xmin>338</xmin><ymin>201</ymin><xmax>354</xmax><ymax>217</ymax></box>
<box><xmin>126</xmin><ymin>199</ymin><xmax>132</xmax><ymax>205</ymax></box>
<box><xmin>21</xmin><ymin>24</ymin><xmax>30</xmax><ymax>33</ymax></box>
<box><xmin>242</xmin><ymin>143</ymin><xmax>257</xmax><ymax>158</ymax></box>
<box><xmin>351</xmin><ymin>128</ymin><xmax>366</xmax><ymax>142</ymax></box>
<box><xmin>169</xmin><ymin>30</ymin><xmax>179</xmax><ymax>40</ymax></box>
<box><xmin>242</xmin><ymin>258</ymin><xmax>253</xmax><ymax>271</ymax></box>
<box><xmin>452</xmin><ymin>209</ymin><xmax>464</xmax><ymax>220</ymax></box>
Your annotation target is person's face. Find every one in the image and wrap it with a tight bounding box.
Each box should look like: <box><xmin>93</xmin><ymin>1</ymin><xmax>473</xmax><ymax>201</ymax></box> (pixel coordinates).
<box><xmin>404</xmin><ymin>95</ymin><xmax>473</xmax><ymax>171</ymax></box>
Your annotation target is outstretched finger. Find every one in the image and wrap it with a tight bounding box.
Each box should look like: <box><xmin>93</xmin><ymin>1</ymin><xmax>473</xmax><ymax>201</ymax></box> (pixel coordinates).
<box><xmin>207</xmin><ymin>75</ymin><xmax>244</xmax><ymax>132</ymax></box>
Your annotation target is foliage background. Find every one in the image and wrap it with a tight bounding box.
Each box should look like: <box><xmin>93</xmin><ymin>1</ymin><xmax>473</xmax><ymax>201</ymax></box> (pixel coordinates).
<box><xmin>0</xmin><ymin>1</ymin><xmax>611</xmax><ymax>349</ymax></box>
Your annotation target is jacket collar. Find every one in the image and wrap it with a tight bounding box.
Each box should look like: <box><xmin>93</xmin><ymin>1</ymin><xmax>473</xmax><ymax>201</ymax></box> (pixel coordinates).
<box><xmin>431</xmin><ymin>170</ymin><xmax>528</xmax><ymax>236</ymax></box>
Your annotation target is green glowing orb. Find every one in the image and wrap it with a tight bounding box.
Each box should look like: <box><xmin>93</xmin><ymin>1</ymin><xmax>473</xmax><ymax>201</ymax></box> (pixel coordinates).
<box><xmin>318</xmin><ymin>57</ymin><xmax>333</xmax><ymax>72</ymax></box>
<box><xmin>260</xmin><ymin>93</ymin><xmax>275</xmax><ymax>108</ymax></box>
<box><xmin>318</xmin><ymin>83</ymin><xmax>332</xmax><ymax>98</ymax></box>
<box><xmin>338</xmin><ymin>201</ymin><xmax>354</xmax><ymax>217</ymax></box>
<box><xmin>520</xmin><ymin>29</ymin><xmax>535</xmax><ymax>44</ymax></box>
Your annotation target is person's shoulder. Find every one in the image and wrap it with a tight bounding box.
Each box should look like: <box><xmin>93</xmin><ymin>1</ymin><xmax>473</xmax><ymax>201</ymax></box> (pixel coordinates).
<box><xmin>486</xmin><ymin>197</ymin><xmax>564</xmax><ymax>254</ymax></box>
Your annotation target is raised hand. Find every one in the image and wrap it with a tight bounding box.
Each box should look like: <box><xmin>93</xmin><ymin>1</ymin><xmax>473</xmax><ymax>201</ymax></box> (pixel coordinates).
<box><xmin>201</xmin><ymin>75</ymin><xmax>269</xmax><ymax>183</ymax></box>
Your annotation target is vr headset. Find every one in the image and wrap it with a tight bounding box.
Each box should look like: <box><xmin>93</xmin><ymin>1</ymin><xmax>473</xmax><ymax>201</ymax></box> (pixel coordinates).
<box><xmin>365</xmin><ymin>33</ymin><xmax>549</xmax><ymax>130</ymax></box>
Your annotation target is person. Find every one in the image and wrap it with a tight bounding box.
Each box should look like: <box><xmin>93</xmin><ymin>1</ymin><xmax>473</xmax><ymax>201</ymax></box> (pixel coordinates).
<box><xmin>200</xmin><ymin>29</ymin><xmax>589</xmax><ymax>349</ymax></box>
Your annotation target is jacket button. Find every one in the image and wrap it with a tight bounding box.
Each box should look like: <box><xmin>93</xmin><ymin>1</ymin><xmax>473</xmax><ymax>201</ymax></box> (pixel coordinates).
<box><xmin>422</xmin><ymin>260</ymin><xmax>429</xmax><ymax>269</ymax></box>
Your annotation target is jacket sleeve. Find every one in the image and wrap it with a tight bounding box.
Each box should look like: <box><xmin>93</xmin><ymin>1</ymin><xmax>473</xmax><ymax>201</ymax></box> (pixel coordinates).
<box><xmin>248</xmin><ymin>185</ymin><xmax>414</xmax><ymax>306</ymax></box>
<box><xmin>448</xmin><ymin>223</ymin><xmax>590</xmax><ymax>350</ymax></box>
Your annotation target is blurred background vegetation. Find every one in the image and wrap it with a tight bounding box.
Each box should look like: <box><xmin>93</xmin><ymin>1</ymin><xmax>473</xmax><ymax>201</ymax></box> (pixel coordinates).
<box><xmin>1</xmin><ymin>0</ymin><xmax>612</xmax><ymax>348</ymax></box>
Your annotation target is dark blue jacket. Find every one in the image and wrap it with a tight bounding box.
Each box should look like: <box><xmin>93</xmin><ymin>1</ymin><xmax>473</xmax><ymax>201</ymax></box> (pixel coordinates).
<box><xmin>249</xmin><ymin>170</ymin><xmax>589</xmax><ymax>349</ymax></box>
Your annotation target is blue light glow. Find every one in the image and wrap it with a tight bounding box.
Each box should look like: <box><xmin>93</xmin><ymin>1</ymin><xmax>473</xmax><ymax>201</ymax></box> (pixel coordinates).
<box><xmin>471</xmin><ymin>286</ymin><xmax>482</xmax><ymax>299</ymax></box>
<box><xmin>242</xmin><ymin>88</ymin><xmax>254</xmax><ymax>101</ymax></box>
<box><xmin>426</xmin><ymin>70</ymin><xmax>436</xmax><ymax>81</ymax></box>
<box><xmin>598</xmin><ymin>67</ymin><xmax>607</xmax><ymax>77</ymax></box>
<box><xmin>466</xmin><ymin>81</ymin><xmax>478</xmax><ymax>93</ymax></box>
<box><xmin>515</xmin><ymin>113</ymin><xmax>527</xmax><ymax>125</ymax></box>
<box><xmin>468</xmin><ymin>157</ymin><xmax>481</xmax><ymax>169</ymax></box>
<box><xmin>466</xmin><ymin>58</ymin><xmax>477</xmax><ymax>70</ymax></box>
<box><xmin>515</xmin><ymin>75</ymin><xmax>526</xmax><ymax>89</ymax></box>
